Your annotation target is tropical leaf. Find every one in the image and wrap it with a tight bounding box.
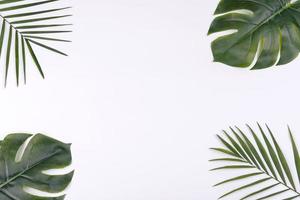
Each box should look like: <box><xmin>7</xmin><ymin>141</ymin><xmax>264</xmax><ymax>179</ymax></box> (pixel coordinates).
<box><xmin>208</xmin><ymin>0</ymin><xmax>300</xmax><ymax>69</ymax></box>
<box><xmin>0</xmin><ymin>133</ymin><xmax>74</xmax><ymax>200</ymax></box>
<box><xmin>0</xmin><ymin>0</ymin><xmax>72</xmax><ymax>86</ymax></box>
<box><xmin>210</xmin><ymin>123</ymin><xmax>300</xmax><ymax>199</ymax></box>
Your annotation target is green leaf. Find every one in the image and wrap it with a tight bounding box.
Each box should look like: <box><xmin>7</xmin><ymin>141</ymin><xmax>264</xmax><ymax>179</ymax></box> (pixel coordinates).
<box><xmin>211</xmin><ymin>124</ymin><xmax>300</xmax><ymax>199</ymax></box>
<box><xmin>15</xmin><ymin>30</ymin><xmax>19</xmax><ymax>86</ymax></box>
<box><xmin>208</xmin><ymin>0</ymin><xmax>300</xmax><ymax>69</ymax></box>
<box><xmin>0</xmin><ymin>0</ymin><xmax>25</xmax><ymax>5</ymax></box>
<box><xmin>0</xmin><ymin>0</ymin><xmax>71</xmax><ymax>86</ymax></box>
<box><xmin>216</xmin><ymin>135</ymin><xmax>241</xmax><ymax>158</ymax></box>
<box><xmin>21</xmin><ymin>30</ymin><xmax>71</xmax><ymax>34</ymax></box>
<box><xmin>0</xmin><ymin>0</ymin><xmax>59</xmax><ymax>12</ymax></box>
<box><xmin>211</xmin><ymin>165</ymin><xmax>254</xmax><ymax>171</ymax></box>
<box><xmin>5</xmin><ymin>26</ymin><xmax>12</xmax><ymax>87</ymax></box>
<box><xmin>223</xmin><ymin>130</ymin><xmax>251</xmax><ymax>163</ymax></box>
<box><xmin>16</xmin><ymin>24</ymin><xmax>71</xmax><ymax>29</ymax></box>
<box><xmin>283</xmin><ymin>195</ymin><xmax>300</xmax><ymax>200</ymax></box>
<box><xmin>209</xmin><ymin>158</ymin><xmax>247</xmax><ymax>163</ymax></box>
<box><xmin>0</xmin><ymin>19</ymin><xmax>6</xmax><ymax>57</ymax></box>
<box><xmin>247</xmin><ymin>124</ymin><xmax>277</xmax><ymax>178</ymax></box>
<box><xmin>230</xmin><ymin>127</ymin><xmax>260</xmax><ymax>169</ymax></box>
<box><xmin>21</xmin><ymin>36</ymin><xmax>26</xmax><ymax>84</ymax></box>
<box><xmin>25</xmin><ymin>39</ymin><xmax>44</xmax><ymax>79</ymax></box>
<box><xmin>219</xmin><ymin>178</ymin><xmax>271</xmax><ymax>199</ymax></box>
<box><xmin>258</xmin><ymin>123</ymin><xmax>286</xmax><ymax>183</ymax></box>
<box><xmin>257</xmin><ymin>189</ymin><xmax>289</xmax><ymax>200</ymax></box>
<box><xmin>12</xmin><ymin>15</ymin><xmax>72</xmax><ymax>24</ymax></box>
<box><xmin>266</xmin><ymin>124</ymin><xmax>296</xmax><ymax>189</ymax></box>
<box><xmin>0</xmin><ymin>133</ymin><xmax>74</xmax><ymax>200</ymax></box>
<box><xmin>236</xmin><ymin>126</ymin><xmax>268</xmax><ymax>172</ymax></box>
<box><xmin>24</xmin><ymin>36</ymin><xmax>71</xmax><ymax>42</ymax></box>
<box><xmin>241</xmin><ymin>183</ymin><xmax>280</xmax><ymax>200</ymax></box>
<box><xmin>214</xmin><ymin>172</ymin><xmax>263</xmax><ymax>186</ymax></box>
<box><xmin>28</xmin><ymin>39</ymin><xmax>67</xmax><ymax>56</ymax></box>
<box><xmin>210</xmin><ymin>148</ymin><xmax>238</xmax><ymax>157</ymax></box>
<box><xmin>5</xmin><ymin>7</ymin><xmax>71</xmax><ymax>18</ymax></box>
<box><xmin>290</xmin><ymin>127</ymin><xmax>300</xmax><ymax>186</ymax></box>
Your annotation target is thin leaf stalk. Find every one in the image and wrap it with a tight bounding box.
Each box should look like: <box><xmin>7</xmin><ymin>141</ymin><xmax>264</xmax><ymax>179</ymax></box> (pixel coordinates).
<box><xmin>238</xmin><ymin>153</ymin><xmax>300</xmax><ymax>197</ymax></box>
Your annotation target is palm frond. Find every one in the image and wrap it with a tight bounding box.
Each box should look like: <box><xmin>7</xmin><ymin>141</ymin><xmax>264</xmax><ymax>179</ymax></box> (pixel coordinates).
<box><xmin>211</xmin><ymin>123</ymin><xmax>300</xmax><ymax>199</ymax></box>
<box><xmin>0</xmin><ymin>0</ymin><xmax>71</xmax><ymax>86</ymax></box>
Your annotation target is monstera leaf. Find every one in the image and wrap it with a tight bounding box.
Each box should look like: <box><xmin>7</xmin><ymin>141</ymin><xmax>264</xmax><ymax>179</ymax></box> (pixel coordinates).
<box><xmin>211</xmin><ymin>124</ymin><xmax>300</xmax><ymax>199</ymax></box>
<box><xmin>0</xmin><ymin>0</ymin><xmax>71</xmax><ymax>86</ymax></box>
<box><xmin>208</xmin><ymin>0</ymin><xmax>300</xmax><ymax>69</ymax></box>
<box><xmin>0</xmin><ymin>133</ymin><xmax>73</xmax><ymax>200</ymax></box>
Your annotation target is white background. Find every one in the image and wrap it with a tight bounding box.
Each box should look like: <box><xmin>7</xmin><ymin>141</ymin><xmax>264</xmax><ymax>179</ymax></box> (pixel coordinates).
<box><xmin>2</xmin><ymin>0</ymin><xmax>300</xmax><ymax>199</ymax></box>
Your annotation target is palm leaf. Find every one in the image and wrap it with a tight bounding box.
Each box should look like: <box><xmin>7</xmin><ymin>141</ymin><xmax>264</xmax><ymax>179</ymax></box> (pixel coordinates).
<box><xmin>211</xmin><ymin>124</ymin><xmax>300</xmax><ymax>199</ymax></box>
<box><xmin>0</xmin><ymin>133</ymin><xmax>74</xmax><ymax>200</ymax></box>
<box><xmin>0</xmin><ymin>0</ymin><xmax>71</xmax><ymax>86</ymax></box>
<box><xmin>208</xmin><ymin>0</ymin><xmax>300</xmax><ymax>69</ymax></box>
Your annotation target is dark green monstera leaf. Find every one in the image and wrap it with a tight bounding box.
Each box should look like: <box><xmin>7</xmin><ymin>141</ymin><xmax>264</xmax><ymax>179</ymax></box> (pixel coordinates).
<box><xmin>0</xmin><ymin>133</ymin><xmax>73</xmax><ymax>200</ymax></box>
<box><xmin>208</xmin><ymin>0</ymin><xmax>300</xmax><ymax>69</ymax></box>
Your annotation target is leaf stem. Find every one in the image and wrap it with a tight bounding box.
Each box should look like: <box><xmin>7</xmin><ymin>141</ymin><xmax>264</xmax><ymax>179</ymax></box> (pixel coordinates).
<box><xmin>0</xmin><ymin>150</ymin><xmax>59</xmax><ymax>189</ymax></box>
<box><xmin>0</xmin><ymin>13</ymin><xmax>28</xmax><ymax>40</ymax></box>
<box><xmin>245</xmin><ymin>158</ymin><xmax>300</xmax><ymax>196</ymax></box>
